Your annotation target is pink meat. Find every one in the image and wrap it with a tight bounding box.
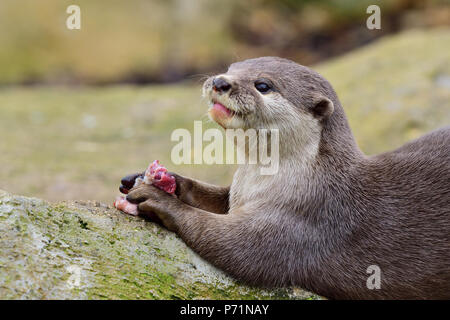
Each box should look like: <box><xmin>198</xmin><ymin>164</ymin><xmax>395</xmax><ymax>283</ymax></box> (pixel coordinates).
<box><xmin>144</xmin><ymin>160</ymin><xmax>176</xmax><ymax>194</ymax></box>
<box><xmin>114</xmin><ymin>160</ymin><xmax>176</xmax><ymax>215</ymax></box>
<box><xmin>114</xmin><ymin>196</ymin><xmax>138</xmax><ymax>216</ymax></box>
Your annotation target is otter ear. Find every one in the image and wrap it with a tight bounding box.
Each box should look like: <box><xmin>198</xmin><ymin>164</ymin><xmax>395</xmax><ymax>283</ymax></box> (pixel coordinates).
<box><xmin>311</xmin><ymin>96</ymin><xmax>334</xmax><ymax>120</ymax></box>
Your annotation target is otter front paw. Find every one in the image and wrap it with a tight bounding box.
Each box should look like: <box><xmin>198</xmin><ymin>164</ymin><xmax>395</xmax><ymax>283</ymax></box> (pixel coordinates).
<box><xmin>127</xmin><ymin>184</ymin><xmax>182</xmax><ymax>232</ymax></box>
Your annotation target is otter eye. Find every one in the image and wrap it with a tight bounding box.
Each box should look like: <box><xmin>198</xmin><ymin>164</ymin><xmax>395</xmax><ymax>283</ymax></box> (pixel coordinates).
<box><xmin>254</xmin><ymin>81</ymin><xmax>272</xmax><ymax>93</ymax></box>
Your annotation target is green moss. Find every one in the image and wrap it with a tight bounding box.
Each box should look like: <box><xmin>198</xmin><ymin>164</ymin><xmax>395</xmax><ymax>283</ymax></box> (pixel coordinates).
<box><xmin>0</xmin><ymin>191</ymin><xmax>319</xmax><ymax>299</ymax></box>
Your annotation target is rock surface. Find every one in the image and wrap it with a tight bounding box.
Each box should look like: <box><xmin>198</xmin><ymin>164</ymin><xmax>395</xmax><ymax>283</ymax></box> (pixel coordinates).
<box><xmin>0</xmin><ymin>190</ymin><xmax>318</xmax><ymax>299</ymax></box>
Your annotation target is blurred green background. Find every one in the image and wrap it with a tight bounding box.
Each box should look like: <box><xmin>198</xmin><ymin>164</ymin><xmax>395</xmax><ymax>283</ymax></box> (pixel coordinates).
<box><xmin>0</xmin><ymin>0</ymin><xmax>449</xmax><ymax>202</ymax></box>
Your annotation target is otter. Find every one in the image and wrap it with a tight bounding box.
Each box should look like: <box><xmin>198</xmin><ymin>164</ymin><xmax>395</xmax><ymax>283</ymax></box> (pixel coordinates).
<box><xmin>120</xmin><ymin>57</ymin><xmax>450</xmax><ymax>299</ymax></box>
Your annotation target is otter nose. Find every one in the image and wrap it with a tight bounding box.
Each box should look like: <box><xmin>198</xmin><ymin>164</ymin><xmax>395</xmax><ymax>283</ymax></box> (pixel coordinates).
<box><xmin>213</xmin><ymin>77</ymin><xmax>231</xmax><ymax>93</ymax></box>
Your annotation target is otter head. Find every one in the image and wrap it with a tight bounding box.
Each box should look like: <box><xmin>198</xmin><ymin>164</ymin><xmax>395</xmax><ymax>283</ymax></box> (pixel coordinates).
<box><xmin>203</xmin><ymin>57</ymin><xmax>342</xmax><ymax>158</ymax></box>
<box><xmin>203</xmin><ymin>57</ymin><xmax>336</xmax><ymax>130</ymax></box>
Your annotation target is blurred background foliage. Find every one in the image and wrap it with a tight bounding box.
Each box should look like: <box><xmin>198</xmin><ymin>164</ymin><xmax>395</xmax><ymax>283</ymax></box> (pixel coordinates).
<box><xmin>0</xmin><ymin>0</ymin><xmax>449</xmax><ymax>202</ymax></box>
<box><xmin>0</xmin><ymin>0</ymin><xmax>449</xmax><ymax>85</ymax></box>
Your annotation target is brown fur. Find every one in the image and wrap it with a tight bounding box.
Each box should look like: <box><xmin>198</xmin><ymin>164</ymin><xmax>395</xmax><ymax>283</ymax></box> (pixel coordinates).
<box><xmin>124</xmin><ymin>57</ymin><xmax>450</xmax><ymax>299</ymax></box>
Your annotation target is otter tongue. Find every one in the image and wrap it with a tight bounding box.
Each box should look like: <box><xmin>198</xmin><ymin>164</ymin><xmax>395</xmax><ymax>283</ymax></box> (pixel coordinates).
<box><xmin>213</xmin><ymin>102</ymin><xmax>232</xmax><ymax>116</ymax></box>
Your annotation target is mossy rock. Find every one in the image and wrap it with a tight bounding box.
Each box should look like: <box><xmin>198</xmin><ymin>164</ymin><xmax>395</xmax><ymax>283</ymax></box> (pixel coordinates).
<box><xmin>0</xmin><ymin>190</ymin><xmax>319</xmax><ymax>299</ymax></box>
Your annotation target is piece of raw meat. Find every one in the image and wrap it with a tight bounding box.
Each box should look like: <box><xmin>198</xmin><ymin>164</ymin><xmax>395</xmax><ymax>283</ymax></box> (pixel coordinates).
<box><xmin>143</xmin><ymin>160</ymin><xmax>176</xmax><ymax>194</ymax></box>
<box><xmin>114</xmin><ymin>160</ymin><xmax>176</xmax><ymax>215</ymax></box>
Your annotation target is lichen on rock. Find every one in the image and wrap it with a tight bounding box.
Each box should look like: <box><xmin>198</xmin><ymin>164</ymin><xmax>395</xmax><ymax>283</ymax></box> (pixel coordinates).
<box><xmin>0</xmin><ymin>190</ymin><xmax>319</xmax><ymax>300</ymax></box>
